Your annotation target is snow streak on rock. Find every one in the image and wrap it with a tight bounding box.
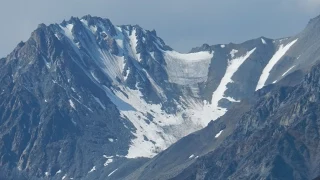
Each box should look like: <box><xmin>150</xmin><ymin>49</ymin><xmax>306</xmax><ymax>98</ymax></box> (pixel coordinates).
<box><xmin>256</xmin><ymin>39</ymin><xmax>298</xmax><ymax>91</ymax></box>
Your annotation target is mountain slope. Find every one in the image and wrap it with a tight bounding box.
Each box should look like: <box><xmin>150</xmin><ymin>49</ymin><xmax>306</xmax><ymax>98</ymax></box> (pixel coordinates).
<box><xmin>0</xmin><ymin>14</ymin><xmax>320</xmax><ymax>179</ymax></box>
<box><xmin>168</xmin><ymin>63</ymin><xmax>320</xmax><ymax>180</ymax></box>
<box><xmin>124</xmin><ymin>15</ymin><xmax>320</xmax><ymax>180</ymax></box>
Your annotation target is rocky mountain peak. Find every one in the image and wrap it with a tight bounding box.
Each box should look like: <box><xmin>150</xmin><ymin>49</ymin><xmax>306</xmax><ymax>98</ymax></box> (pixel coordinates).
<box><xmin>307</xmin><ymin>14</ymin><xmax>320</xmax><ymax>27</ymax></box>
<box><xmin>3</xmin><ymin>14</ymin><xmax>320</xmax><ymax>180</ymax></box>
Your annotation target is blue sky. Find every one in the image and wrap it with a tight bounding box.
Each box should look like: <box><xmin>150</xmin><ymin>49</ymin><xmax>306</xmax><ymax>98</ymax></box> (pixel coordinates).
<box><xmin>1</xmin><ymin>0</ymin><xmax>320</xmax><ymax>56</ymax></box>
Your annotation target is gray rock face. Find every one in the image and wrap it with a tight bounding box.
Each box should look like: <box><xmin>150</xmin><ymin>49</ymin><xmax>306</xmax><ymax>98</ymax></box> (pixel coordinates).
<box><xmin>0</xmin><ymin>20</ymin><xmax>134</xmax><ymax>180</ymax></box>
<box><xmin>1</xmin><ymin>14</ymin><xmax>320</xmax><ymax>180</ymax></box>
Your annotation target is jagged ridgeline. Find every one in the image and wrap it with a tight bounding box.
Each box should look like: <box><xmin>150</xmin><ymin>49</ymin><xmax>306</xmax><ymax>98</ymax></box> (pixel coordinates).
<box><xmin>1</xmin><ymin>14</ymin><xmax>320</xmax><ymax>179</ymax></box>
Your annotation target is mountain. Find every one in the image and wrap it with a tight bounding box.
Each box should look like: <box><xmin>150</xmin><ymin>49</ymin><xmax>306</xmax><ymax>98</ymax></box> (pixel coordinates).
<box><xmin>122</xmin><ymin>15</ymin><xmax>320</xmax><ymax>180</ymax></box>
<box><xmin>1</xmin><ymin>14</ymin><xmax>320</xmax><ymax>179</ymax></box>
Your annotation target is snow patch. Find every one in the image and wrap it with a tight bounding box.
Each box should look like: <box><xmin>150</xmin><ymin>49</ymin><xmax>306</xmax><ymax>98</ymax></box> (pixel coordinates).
<box><xmin>128</xmin><ymin>29</ymin><xmax>141</xmax><ymax>62</ymax></box>
<box><xmin>282</xmin><ymin>65</ymin><xmax>295</xmax><ymax>77</ymax></box>
<box><xmin>90</xmin><ymin>71</ymin><xmax>101</xmax><ymax>83</ymax></box>
<box><xmin>116</xmin><ymin>39</ymin><xmax>124</xmax><ymax>49</ymax></box>
<box><xmin>163</xmin><ymin>50</ymin><xmax>213</xmax><ymax>85</ymax></box>
<box><xmin>103</xmin><ymin>155</ymin><xmax>114</xmax><ymax>166</ymax></box>
<box><xmin>189</xmin><ymin>154</ymin><xmax>195</xmax><ymax>159</ymax></box>
<box><xmin>215</xmin><ymin>130</ymin><xmax>223</xmax><ymax>138</ymax></box>
<box><xmin>124</xmin><ymin>68</ymin><xmax>130</xmax><ymax>81</ymax></box>
<box><xmin>221</xmin><ymin>44</ymin><xmax>225</xmax><ymax>48</ymax></box>
<box><xmin>104</xmin><ymin>159</ymin><xmax>113</xmax><ymax>166</ymax></box>
<box><xmin>165</xmin><ymin>50</ymin><xmax>213</xmax><ymax>62</ymax></box>
<box><xmin>261</xmin><ymin>38</ymin><xmax>267</xmax><ymax>44</ymax></box>
<box><xmin>54</xmin><ymin>33</ymin><xmax>61</xmax><ymax>40</ymax></box>
<box><xmin>88</xmin><ymin>166</ymin><xmax>96</xmax><ymax>173</ymax></box>
<box><xmin>90</xmin><ymin>26</ymin><xmax>98</xmax><ymax>33</ymax></box>
<box><xmin>44</xmin><ymin>58</ymin><xmax>51</xmax><ymax>69</ymax></box>
<box><xmin>69</xmin><ymin>99</ymin><xmax>76</xmax><ymax>110</ymax></box>
<box><xmin>80</xmin><ymin>19</ymin><xmax>88</xmax><ymax>26</ymax></box>
<box><xmin>62</xmin><ymin>174</ymin><xmax>67</xmax><ymax>180</ymax></box>
<box><xmin>230</xmin><ymin>49</ymin><xmax>238</xmax><ymax>58</ymax></box>
<box><xmin>102</xmin><ymin>85</ymin><xmax>200</xmax><ymax>158</ymax></box>
<box><xmin>60</xmin><ymin>24</ymin><xmax>74</xmax><ymax>40</ymax></box>
<box><xmin>114</xmin><ymin>88</ymin><xmax>178</xmax><ymax>158</ymax></box>
<box><xmin>256</xmin><ymin>39</ymin><xmax>298</xmax><ymax>91</ymax></box>
<box><xmin>108</xmin><ymin>138</ymin><xmax>114</xmax><ymax>142</ymax></box>
<box><xmin>103</xmin><ymin>155</ymin><xmax>113</xmax><ymax>158</ymax></box>
<box><xmin>56</xmin><ymin>170</ymin><xmax>62</xmax><ymax>175</ymax></box>
<box><xmin>108</xmin><ymin>169</ymin><xmax>118</xmax><ymax>177</ymax></box>
<box><xmin>115</xmin><ymin>26</ymin><xmax>125</xmax><ymax>50</ymax></box>
<box><xmin>224</xmin><ymin>97</ymin><xmax>240</xmax><ymax>103</ymax></box>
